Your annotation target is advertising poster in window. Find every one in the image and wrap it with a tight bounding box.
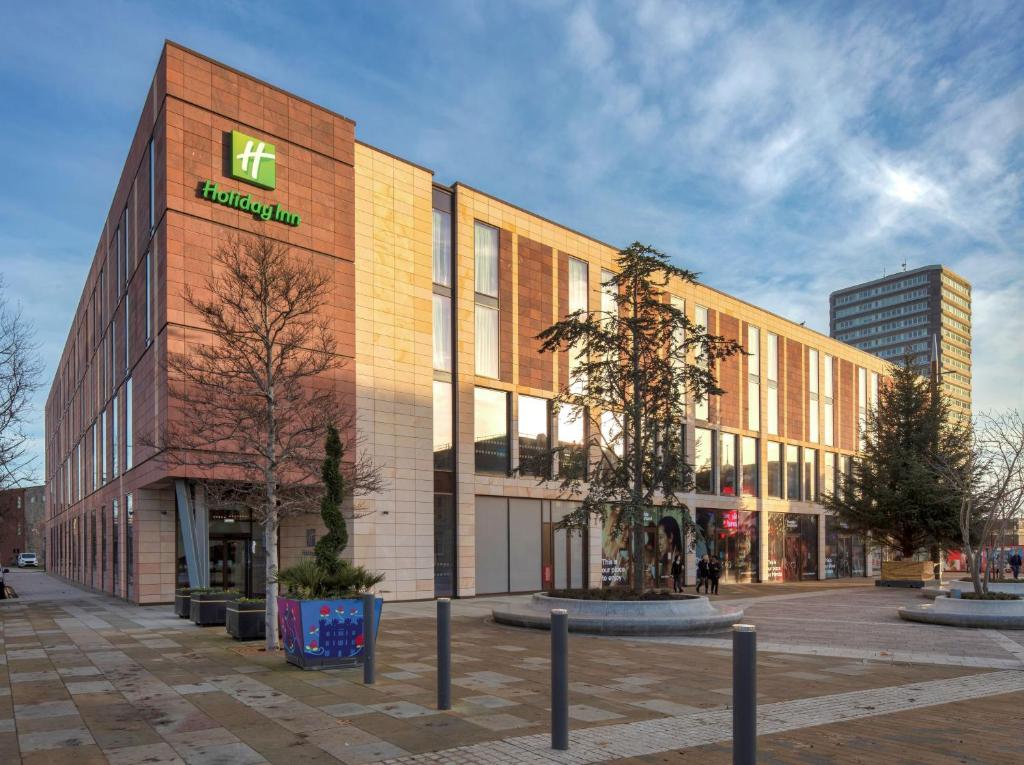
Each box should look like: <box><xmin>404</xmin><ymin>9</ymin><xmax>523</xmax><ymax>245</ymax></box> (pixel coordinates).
<box><xmin>767</xmin><ymin>512</ymin><xmax>818</xmax><ymax>581</ymax></box>
<box><xmin>601</xmin><ymin>506</ymin><xmax>686</xmax><ymax>589</ymax></box>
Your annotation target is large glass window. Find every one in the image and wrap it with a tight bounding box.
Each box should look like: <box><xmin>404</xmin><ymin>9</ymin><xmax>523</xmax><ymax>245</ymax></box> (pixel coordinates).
<box><xmin>741</xmin><ymin>436</ymin><xmax>758</xmax><ymax>497</ymax></box>
<box><xmin>719</xmin><ymin>432</ymin><xmax>737</xmax><ymax>496</ymax></box>
<box><xmin>112</xmin><ymin>498</ymin><xmax>119</xmax><ymax>594</ymax></box>
<box><xmin>124</xmin><ymin>377</ymin><xmax>133</xmax><ymax>471</ymax></box>
<box><xmin>474</xmin><ymin>222</ymin><xmax>498</xmax><ymax>297</ymax></box>
<box><xmin>695</xmin><ymin>427</ymin><xmax>714</xmax><ymax>493</ymax></box>
<box><xmin>144</xmin><ymin>250</ymin><xmax>152</xmax><ymax>343</ymax></box>
<box><xmin>767</xmin><ymin>441</ymin><xmax>782</xmax><ymax>498</ymax></box>
<box><xmin>747</xmin><ymin>326</ymin><xmax>760</xmax><ymax>431</ymax></box>
<box><xmin>148</xmin><ymin>138</ymin><xmax>155</xmax><ymax>231</ymax></box>
<box><xmin>568</xmin><ymin>258</ymin><xmax>588</xmax><ymax>393</ymax></box>
<box><xmin>695</xmin><ymin>509</ymin><xmax>758</xmax><ymax>583</ymax></box>
<box><xmin>474</xmin><ymin>304</ymin><xmax>498</xmax><ymax>378</ymax></box>
<box><xmin>599</xmin><ymin>409</ymin><xmax>623</xmax><ymax>464</ymax></box>
<box><xmin>823</xmin><ymin>354</ymin><xmax>834</xmax><ymax>446</ymax></box>
<box><xmin>474</xmin><ymin>387</ymin><xmax>508</xmax><ymax>474</ymax></box>
<box><xmin>111</xmin><ymin>393</ymin><xmax>120</xmax><ymax>479</ymax></box>
<box><xmin>808</xmin><ymin>348</ymin><xmax>819</xmax><ymax>443</ymax></box>
<box><xmin>767</xmin><ymin>512</ymin><xmax>819</xmax><ymax>581</ymax></box>
<box><xmin>857</xmin><ymin>367</ymin><xmax>867</xmax><ymax>449</ymax></box>
<box><xmin>803</xmin><ymin>447</ymin><xmax>817</xmax><ymax>502</ymax></box>
<box><xmin>433</xmin><ymin>381</ymin><xmax>453</xmax><ymax>470</ymax></box>
<box><xmin>557</xmin><ymin>405</ymin><xmax>587</xmax><ymax>479</ymax></box>
<box><xmin>432</xmin><ymin>294</ymin><xmax>452</xmax><ymax>372</ymax></box>
<box><xmin>823</xmin><ymin>452</ymin><xmax>836</xmax><ymax>497</ymax></box>
<box><xmin>432</xmin><ymin>209</ymin><xmax>452</xmax><ymax>287</ymax></box>
<box><xmin>785</xmin><ymin>444</ymin><xmax>800</xmax><ymax>500</ymax></box>
<box><xmin>767</xmin><ymin>333</ymin><xmax>779</xmax><ymax>434</ymax></box>
<box><xmin>518</xmin><ymin>395</ymin><xmax>550</xmax><ymax>477</ymax></box>
<box><xmin>695</xmin><ymin>306</ymin><xmax>710</xmax><ymax>420</ymax></box>
<box><xmin>101</xmin><ymin>409</ymin><xmax>107</xmax><ymax>484</ymax></box>
<box><xmin>126</xmin><ymin>493</ymin><xmax>134</xmax><ymax>597</ymax></box>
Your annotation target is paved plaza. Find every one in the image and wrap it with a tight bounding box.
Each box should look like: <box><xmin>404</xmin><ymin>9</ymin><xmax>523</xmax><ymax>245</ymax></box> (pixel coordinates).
<box><xmin>0</xmin><ymin>572</ymin><xmax>1021</xmax><ymax>764</ymax></box>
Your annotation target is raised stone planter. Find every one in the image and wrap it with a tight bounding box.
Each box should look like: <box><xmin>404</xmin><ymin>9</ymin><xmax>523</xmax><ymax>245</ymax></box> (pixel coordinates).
<box><xmin>492</xmin><ymin>592</ymin><xmax>744</xmax><ymax>636</ymax></box>
<box><xmin>899</xmin><ymin>593</ymin><xmax>1024</xmax><ymax>629</ymax></box>
<box><xmin>921</xmin><ymin>580</ymin><xmax>1024</xmax><ymax>599</ymax></box>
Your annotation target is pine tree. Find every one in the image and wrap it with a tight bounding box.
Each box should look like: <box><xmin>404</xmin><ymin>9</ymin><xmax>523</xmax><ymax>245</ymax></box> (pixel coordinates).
<box><xmin>823</xmin><ymin>359</ymin><xmax>968</xmax><ymax>558</ymax></box>
<box><xmin>314</xmin><ymin>425</ymin><xmax>348</xmax><ymax>578</ymax></box>
<box><xmin>534</xmin><ymin>243</ymin><xmax>741</xmax><ymax>591</ymax></box>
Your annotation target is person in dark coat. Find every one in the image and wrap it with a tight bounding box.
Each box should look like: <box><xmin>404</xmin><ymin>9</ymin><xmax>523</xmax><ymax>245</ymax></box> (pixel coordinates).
<box><xmin>670</xmin><ymin>554</ymin><xmax>684</xmax><ymax>593</ymax></box>
<box><xmin>696</xmin><ymin>554</ymin><xmax>710</xmax><ymax>594</ymax></box>
<box><xmin>708</xmin><ymin>555</ymin><xmax>723</xmax><ymax>595</ymax></box>
<box><xmin>1010</xmin><ymin>551</ymin><xmax>1022</xmax><ymax>580</ymax></box>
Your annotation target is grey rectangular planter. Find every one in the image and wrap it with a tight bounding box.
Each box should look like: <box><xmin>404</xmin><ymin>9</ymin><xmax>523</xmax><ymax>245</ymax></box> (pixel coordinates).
<box><xmin>174</xmin><ymin>588</ymin><xmax>193</xmax><ymax>618</ymax></box>
<box><xmin>226</xmin><ymin>601</ymin><xmax>266</xmax><ymax>641</ymax></box>
<box><xmin>190</xmin><ymin>590</ymin><xmax>240</xmax><ymax>626</ymax></box>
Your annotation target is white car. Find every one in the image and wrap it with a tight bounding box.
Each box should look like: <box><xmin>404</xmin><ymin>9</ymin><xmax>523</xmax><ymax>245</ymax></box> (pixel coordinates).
<box><xmin>16</xmin><ymin>553</ymin><xmax>37</xmax><ymax>568</ymax></box>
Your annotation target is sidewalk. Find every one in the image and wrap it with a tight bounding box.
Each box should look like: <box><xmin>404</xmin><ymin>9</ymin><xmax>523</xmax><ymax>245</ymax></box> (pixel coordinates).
<box><xmin>0</xmin><ymin>571</ymin><xmax>1020</xmax><ymax>764</ymax></box>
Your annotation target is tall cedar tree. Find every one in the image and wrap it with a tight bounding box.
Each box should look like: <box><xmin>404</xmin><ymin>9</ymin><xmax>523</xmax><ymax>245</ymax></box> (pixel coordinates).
<box><xmin>823</xmin><ymin>359</ymin><xmax>968</xmax><ymax>558</ymax></box>
<box><xmin>534</xmin><ymin>243</ymin><xmax>741</xmax><ymax>591</ymax></box>
<box><xmin>162</xmin><ymin>234</ymin><xmax>381</xmax><ymax>651</ymax></box>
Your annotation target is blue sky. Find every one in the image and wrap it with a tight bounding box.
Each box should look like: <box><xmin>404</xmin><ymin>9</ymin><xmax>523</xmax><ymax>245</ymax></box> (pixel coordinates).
<box><xmin>1</xmin><ymin>1</ymin><xmax>1021</xmax><ymax>482</ymax></box>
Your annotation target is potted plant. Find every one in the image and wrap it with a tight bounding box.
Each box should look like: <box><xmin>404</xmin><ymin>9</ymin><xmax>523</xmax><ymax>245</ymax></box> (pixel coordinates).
<box><xmin>227</xmin><ymin>597</ymin><xmax>266</xmax><ymax>640</ymax></box>
<box><xmin>190</xmin><ymin>587</ymin><xmax>240</xmax><ymax>626</ymax></box>
<box><xmin>174</xmin><ymin>586</ymin><xmax>194</xmax><ymax>618</ymax></box>
<box><xmin>274</xmin><ymin>426</ymin><xmax>384</xmax><ymax>669</ymax></box>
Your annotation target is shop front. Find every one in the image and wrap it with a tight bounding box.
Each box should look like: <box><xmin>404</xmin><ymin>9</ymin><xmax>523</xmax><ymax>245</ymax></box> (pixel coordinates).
<box><xmin>767</xmin><ymin>512</ymin><xmax>819</xmax><ymax>582</ymax></box>
<box><xmin>176</xmin><ymin>499</ymin><xmax>266</xmax><ymax>597</ymax></box>
<box><xmin>695</xmin><ymin>508</ymin><xmax>758</xmax><ymax>583</ymax></box>
<box><xmin>601</xmin><ymin>507</ymin><xmax>689</xmax><ymax>590</ymax></box>
<box><xmin>824</xmin><ymin>516</ymin><xmax>866</xmax><ymax>578</ymax></box>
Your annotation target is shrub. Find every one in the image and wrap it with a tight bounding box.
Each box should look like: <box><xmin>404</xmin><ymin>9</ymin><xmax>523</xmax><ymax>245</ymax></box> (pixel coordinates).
<box><xmin>547</xmin><ymin>588</ymin><xmax>686</xmax><ymax>601</ymax></box>
<box><xmin>959</xmin><ymin>592</ymin><xmax>1022</xmax><ymax>601</ymax></box>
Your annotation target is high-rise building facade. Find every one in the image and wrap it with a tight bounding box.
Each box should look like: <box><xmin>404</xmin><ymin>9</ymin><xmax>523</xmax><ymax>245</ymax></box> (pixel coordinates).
<box><xmin>829</xmin><ymin>265</ymin><xmax>971</xmax><ymax>419</ymax></box>
<box><xmin>45</xmin><ymin>43</ymin><xmax>891</xmax><ymax>604</ymax></box>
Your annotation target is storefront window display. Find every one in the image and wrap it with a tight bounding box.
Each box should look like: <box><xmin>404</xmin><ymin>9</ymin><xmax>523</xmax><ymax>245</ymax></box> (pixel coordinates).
<box><xmin>766</xmin><ymin>512</ymin><xmax>818</xmax><ymax>582</ymax></box>
<box><xmin>601</xmin><ymin>506</ymin><xmax>688</xmax><ymax>590</ymax></box>
<box><xmin>695</xmin><ymin>508</ymin><xmax>758</xmax><ymax>583</ymax></box>
<box><xmin>824</xmin><ymin>516</ymin><xmax>866</xmax><ymax>578</ymax></box>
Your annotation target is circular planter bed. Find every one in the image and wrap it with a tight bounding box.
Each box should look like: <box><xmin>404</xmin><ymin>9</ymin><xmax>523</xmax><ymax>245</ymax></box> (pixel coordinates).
<box><xmin>923</xmin><ymin>580</ymin><xmax>1024</xmax><ymax>599</ymax></box>
<box><xmin>491</xmin><ymin>591</ymin><xmax>744</xmax><ymax>636</ymax></box>
<box><xmin>899</xmin><ymin>592</ymin><xmax>1024</xmax><ymax>630</ymax></box>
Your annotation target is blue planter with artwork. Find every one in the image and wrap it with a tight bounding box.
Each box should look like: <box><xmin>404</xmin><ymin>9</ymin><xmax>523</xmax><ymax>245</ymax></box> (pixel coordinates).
<box><xmin>277</xmin><ymin>596</ymin><xmax>383</xmax><ymax>670</ymax></box>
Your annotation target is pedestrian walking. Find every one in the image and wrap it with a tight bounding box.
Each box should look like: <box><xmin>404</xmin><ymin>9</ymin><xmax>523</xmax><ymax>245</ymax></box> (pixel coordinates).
<box><xmin>708</xmin><ymin>554</ymin><xmax>722</xmax><ymax>596</ymax></box>
<box><xmin>697</xmin><ymin>554</ymin><xmax>710</xmax><ymax>594</ymax></box>
<box><xmin>670</xmin><ymin>553</ymin><xmax>683</xmax><ymax>593</ymax></box>
<box><xmin>1010</xmin><ymin>551</ymin><xmax>1022</xmax><ymax>580</ymax></box>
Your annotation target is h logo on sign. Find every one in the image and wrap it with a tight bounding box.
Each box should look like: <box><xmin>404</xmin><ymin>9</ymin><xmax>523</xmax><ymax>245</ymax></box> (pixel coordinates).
<box><xmin>230</xmin><ymin>130</ymin><xmax>276</xmax><ymax>189</ymax></box>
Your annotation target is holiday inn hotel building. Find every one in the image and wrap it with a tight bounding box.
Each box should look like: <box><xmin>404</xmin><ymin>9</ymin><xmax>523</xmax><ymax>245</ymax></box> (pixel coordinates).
<box><xmin>45</xmin><ymin>43</ymin><xmax>889</xmax><ymax>604</ymax></box>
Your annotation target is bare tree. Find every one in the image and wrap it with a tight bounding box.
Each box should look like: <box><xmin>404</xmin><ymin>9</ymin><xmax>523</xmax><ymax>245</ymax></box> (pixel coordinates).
<box><xmin>159</xmin><ymin>234</ymin><xmax>381</xmax><ymax>651</ymax></box>
<box><xmin>934</xmin><ymin>411</ymin><xmax>1024</xmax><ymax>595</ymax></box>
<box><xmin>0</xmin><ymin>277</ymin><xmax>42</xmax><ymax>488</ymax></box>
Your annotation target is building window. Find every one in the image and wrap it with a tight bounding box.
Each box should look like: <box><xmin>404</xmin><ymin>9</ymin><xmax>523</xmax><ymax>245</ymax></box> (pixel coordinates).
<box><xmin>803</xmin><ymin>447</ymin><xmax>817</xmax><ymax>502</ymax></box>
<box><xmin>432</xmin><ymin>294</ymin><xmax>452</xmax><ymax>372</ymax></box>
<box><xmin>695</xmin><ymin>306</ymin><xmax>710</xmax><ymax>421</ymax></box>
<box><xmin>568</xmin><ymin>258</ymin><xmax>589</xmax><ymax>393</ymax></box>
<box><xmin>148</xmin><ymin>138</ymin><xmax>155</xmax><ymax>232</ymax></box>
<box><xmin>112</xmin><ymin>498</ymin><xmax>119</xmax><ymax>594</ymax></box>
<box><xmin>126</xmin><ymin>493</ymin><xmax>134</xmax><ymax>597</ymax></box>
<box><xmin>785</xmin><ymin>444</ymin><xmax>800</xmax><ymax>500</ymax></box>
<box><xmin>122</xmin><ymin>207</ymin><xmax>130</xmax><ymax>288</ymax></box>
<box><xmin>808</xmin><ymin>348</ymin><xmax>819</xmax><ymax>443</ymax></box>
<box><xmin>741</xmin><ymin>436</ymin><xmax>758</xmax><ymax>496</ymax></box>
<box><xmin>144</xmin><ymin>250</ymin><xmax>152</xmax><ymax>344</ymax></box>
<box><xmin>838</xmin><ymin>454</ymin><xmax>852</xmax><ymax>498</ymax></box>
<box><xmin>474</xmin><ymin>387</ymin><xmax>508</xmax><ymax>474</ymax></box>
<box><xmin>870</xmin><ymin>371</ymin><xmax>879</xmax><ymax>411</ymax></box>
<box><xmin>719</xmin><ymin>432</ymin><xmax>737</xmax><ymax>496</ymax></box>
<box><xmin>747</xmin><ymin>326</ymin><xmax>760</xmax><ymax>431</ymax></box>
<box><xmin>111</xmin><ymin>393</ymin><xmax>119</xmax><ymax>479</ymax></box>
<box><xmin>767</xmin><ymin>333</ymin><xmax>779</xmax><ymax>434</ymax></box>
<box><xmin>518</xmin><ymin>395</ymin><xmax>550</xmax><ymax>477</ymax></box>
<box><xmin>823</xmin><ymin>354</ymin><xmax>834</xmax><ymax>447</ymax></box>
<box><xmin>124</xmin><ymin>377</ymin><xmax>133</xmax><ymax>471</ymax></box>
<box><xmin>433</xmin><ymin>381</ymin><xmax>453</xmax><ymax>470</ymax></box>
<box><xmin>857</xmin><ymin>367</ymin><xmax>867</xmax><ymax>449</ymax></box>
<box><xmin>670</xmin><ymin>295</ymin><xmax>686</xmax><ymax>402</ymax></box>
<box><xmin>433</xmin><ymin>209</ymin><xmax>452</xmax><ymax>287</ymax></box>
<box><xmin>823</xmin><ymin>452</ymin><xmax>836</xmax><ymax>497</ymax></box>
<box><xmin>557</xmin><ymin>405</ymin><xmax>587</xmax><ymax>480</ymax></box>
<box><xmin>474</xmin><ymin>222</ymin><xmax>498</xmax><ymax>297</ymax></box>
<box><xmin>474</xmin><ymin>304</ymin><xmax>498</xmax><ymax>378</ymax></box>
<box><xmin>695</xmin><ymin>427</ymin><xmax>715</xmax><ymax>493</ymax></box>
<box><xmin>124</xmin><ymin>294</ymin><xmax>130</xmax><ymax>374</ymax></box>
<box><xmin>92</xmin><ymin>422</ymin><xmax>98</xmax><ymax>491</ymax></box>
<box><xmin>101</xmin><ymin>409</ymin><xmax>107</xmax><ymax>484</ymax></box>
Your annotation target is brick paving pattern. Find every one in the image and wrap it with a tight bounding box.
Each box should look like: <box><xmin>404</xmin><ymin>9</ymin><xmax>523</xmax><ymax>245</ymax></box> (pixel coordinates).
<box><xmin>1</xmin><ymin>571</ymin><xmax>1021</xmax><ymax>763</ymax></box>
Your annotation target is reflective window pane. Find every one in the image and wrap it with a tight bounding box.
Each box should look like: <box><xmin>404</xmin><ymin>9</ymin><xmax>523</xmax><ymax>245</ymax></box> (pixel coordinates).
<box><xmin>474</xmin><ymin>222</ymin><xmax>498</xmax><ymax>297</ymax></box>
<box><xmin>767</xmin><ymin>442</ymin><xmax>782</xmax><ymax>498</ymax></box>
<box><xmin>741</xmin><ymin>436</ymin><xmax>758</xmax><ymax>496</ymax></box>
<box><xmin>518</xmin><ymin>395</ymin><xmax>549</xmax><ymax>477</ymax></box>
<box><xmin>474</xmin><ymin>304</ymin><xmax>498</xmax><ymax>378</ymax></box>
<box><xmin>786</xmin><ymin>445</ymin><xmax>800</xmax><ymax>501</ymax></box>
<box><xmin>433</xmin><ymin>381</ymin><xmax>453</xmax><ymax>470</ymax></box>
<box><xmin>432</xmin><ymin>294</ymin><xmax>452</xmax><ymax>372</ymax></box>
<box><xmin>474</xmin><ymin>388</ymin><xmax>508</xmax><ymax>474</ymax></box>
<box><xmin>557</xmin><ymin>405</ymin><xmax>586</xmax><ymax>479</ymax></box>
<box><xmin>695</xmin><ymin>427</ymin><xmax>714</xmax><ymax>493</ymax></box>
<box><xmin>719</xmin><ymin>432</ymin><xmax>736</xmax><ymax>496</ymax></box>
<box><xmin>432</xmin><ymin>209</ymin><xmax>452</xmax><ymax>287</ymax></box>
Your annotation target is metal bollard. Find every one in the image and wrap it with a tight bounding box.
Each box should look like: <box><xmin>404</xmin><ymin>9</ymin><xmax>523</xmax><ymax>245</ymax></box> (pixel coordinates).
<box><xmin>732</xmin><ymin>623</ymin><xmax>757</xmax><ymax>765</ymax></box>
<box><xmin>437</xmin><ymin>598</ymin><xmax>451</xmax><ymax>710</ymax></box>
<box><xmin>551</xmin><ymin>608</ymin><xmax>569</xmax><ymax>751</ymax></box>
<box><xmin>362</xmin><ymin>592</ymin><xmax>376</xmax><ymax>685</ymax></box>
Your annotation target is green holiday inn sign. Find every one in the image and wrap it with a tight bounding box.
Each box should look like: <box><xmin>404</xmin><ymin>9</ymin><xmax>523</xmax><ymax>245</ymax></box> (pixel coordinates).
<box><xmin>197</xmin><ymin>130</ymin><xmax>301</xmax><ymax>227</ymax></box>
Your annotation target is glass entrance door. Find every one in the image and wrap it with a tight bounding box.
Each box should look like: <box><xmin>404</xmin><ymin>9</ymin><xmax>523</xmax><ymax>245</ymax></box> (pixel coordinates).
<box><xmin>209</xmin><ymin>536</ymin><xmax>250</xmax><ymax>593</ymax></box>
